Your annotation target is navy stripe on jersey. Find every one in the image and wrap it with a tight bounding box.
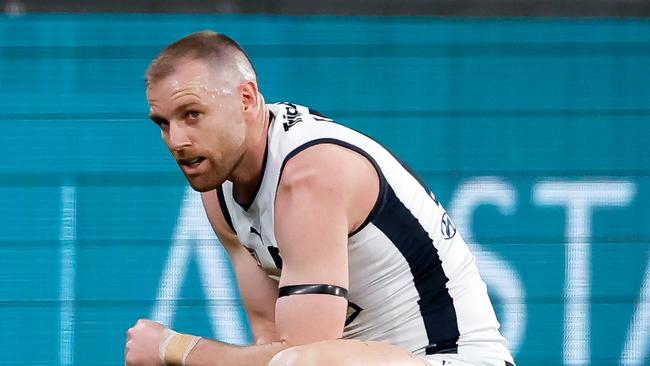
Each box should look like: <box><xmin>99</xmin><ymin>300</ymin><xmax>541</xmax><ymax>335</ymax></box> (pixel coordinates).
<box><xmin>307</xmin><ymin>108</ymin><xmax>333</xmax><ymax>122</ymax></box>
<box><xmin>278</xmin><ymin>138</ymin><xmax>385</xmax><ymax>237</ymax></box>
<box><xmin>308</xmin><ymin>108</ymin><xmax>332</xmax><ymax>121</ymax></box>
<box><xmin>216</xmin><ymin>185</ymin><xmax>236</xmax><ymax>234</ymax></box>
<box><xmin>307</xmin><ymin>108</ymin><xmax>328</xmax><ymax>119</ymax></box>
<box><xmin>372</xmin><ymin>182</ymin><xmax>460</xmax><ymax>354</ymax></box>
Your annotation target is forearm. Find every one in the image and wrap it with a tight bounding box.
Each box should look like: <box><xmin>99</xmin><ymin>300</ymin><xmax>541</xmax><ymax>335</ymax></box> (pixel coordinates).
<box><xmin>185</xmin><ymin>338</ymin><xmax>288</xmax><ymax>366</ymax></box>
<box><xmin>249</xmin><ymin>316</ymin><xmax>280</xmax><ymax>345</ymax></box>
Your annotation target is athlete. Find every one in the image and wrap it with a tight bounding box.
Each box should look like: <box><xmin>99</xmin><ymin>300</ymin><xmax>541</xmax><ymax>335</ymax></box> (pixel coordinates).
<box><xmin>125</xmin><ymin>30</ymin><xmax>515</xmax><ymax>366</ymax></box>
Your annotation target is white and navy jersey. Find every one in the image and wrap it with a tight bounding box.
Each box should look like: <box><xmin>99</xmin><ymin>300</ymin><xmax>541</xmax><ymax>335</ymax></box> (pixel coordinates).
<box><xmin>216</xmin><ymin>102</ymin><xmax>513</xmax><ymax>362</ymax></box>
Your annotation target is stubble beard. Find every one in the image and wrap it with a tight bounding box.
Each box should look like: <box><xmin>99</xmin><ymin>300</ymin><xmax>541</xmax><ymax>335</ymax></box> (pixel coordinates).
<box><xmin>185</xmin><ymin>147</ymin><xmax>245</xmax><ymax>192</ymax></box>
<box><xmin>184</xmin><ymin>157</ymin><xmax>226</xmax><ymax>192</ymax></box>
<box><xmin>187</xmin><ymin>120</ymin><xmax>248</xmax><ymax>192</ymax></box>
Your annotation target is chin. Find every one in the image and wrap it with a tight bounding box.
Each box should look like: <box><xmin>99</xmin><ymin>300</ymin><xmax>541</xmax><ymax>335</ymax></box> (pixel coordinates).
<box><xmin>188</xmin><ymin>180</ymin><xmax>220</xmax><ymax>192</ymax></box>
<box><xmin>186</xmin><ymin>176</ymin><xmax>223</xmax><ymax>192</ymax></box>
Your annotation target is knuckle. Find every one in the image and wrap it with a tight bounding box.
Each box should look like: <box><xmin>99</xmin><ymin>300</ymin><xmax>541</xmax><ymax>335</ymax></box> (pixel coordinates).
<box><xmin>125</xmin><ymin>352</ymin><xmax>139</xmax><ymax>365</ymax></box>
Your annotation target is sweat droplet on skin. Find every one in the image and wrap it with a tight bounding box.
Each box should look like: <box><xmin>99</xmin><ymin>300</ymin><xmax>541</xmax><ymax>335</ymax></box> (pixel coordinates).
<box><xmin>185</xmin><ymin>58</ymin><xmax>256</xmax><ymax>97</ymax></box>
<box><xmin>164</xmin><ymin>60</ymin><xmax>258</xmax><ymax>103</ymax></box>
<box><xmin>182</xmin><ymin>76</ymin><xmax>233</xmax><ymax>96</ymax></box>
<box><xmin>235</xmin><ymin>55</ymin><xmax>256</xmax><ymax>82</ymax></box>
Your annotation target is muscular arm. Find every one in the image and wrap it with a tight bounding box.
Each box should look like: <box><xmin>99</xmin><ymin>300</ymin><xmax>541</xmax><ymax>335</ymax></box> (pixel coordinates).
<box><xmin>201</xmin><ymin>191</ymin><xmax>280</xmax><ymax>344</ymax></box>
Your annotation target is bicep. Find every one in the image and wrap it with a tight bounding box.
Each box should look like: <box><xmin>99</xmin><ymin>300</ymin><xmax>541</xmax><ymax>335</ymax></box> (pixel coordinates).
<box><xmin>274</xmin><ymin>186</ymin><xmax>350</xmax><ymax>344</ymax></box>
<box><xmin>273</xmin><ymin>145</ymin><xmax>372</xmax><ymax>345</ymax></box>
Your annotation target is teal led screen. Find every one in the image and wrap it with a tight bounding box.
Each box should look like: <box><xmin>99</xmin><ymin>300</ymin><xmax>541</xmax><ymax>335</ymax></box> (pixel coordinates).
<box><xmin>0</xmin><ymin>14</ymin><xmax>649</xmax><ymax>365</ymax></box>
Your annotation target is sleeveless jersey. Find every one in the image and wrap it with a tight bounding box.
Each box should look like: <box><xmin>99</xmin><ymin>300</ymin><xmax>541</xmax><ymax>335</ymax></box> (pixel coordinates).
<box><xmin>217</xmin><ymin>102</ymin><xmax>513</xmax><ymax>362</ymax></box>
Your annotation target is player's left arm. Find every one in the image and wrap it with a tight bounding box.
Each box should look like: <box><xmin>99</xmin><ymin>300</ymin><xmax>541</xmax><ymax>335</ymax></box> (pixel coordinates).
<box><xmin>125</xmin><ymin>143</ymin><xmax>379</xmax><ymax>366</ymax></box>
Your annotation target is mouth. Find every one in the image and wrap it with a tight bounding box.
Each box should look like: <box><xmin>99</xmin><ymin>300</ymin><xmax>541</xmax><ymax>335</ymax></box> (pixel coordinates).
<box><xmin>179</xmin><ymin>156</ymin><xmax>205</xmax><ymax>167</ymax></box>
<box><xmin>178</xmin><ymin>156</ymin><xmax>207</xmax><ymax>174</ymax></box>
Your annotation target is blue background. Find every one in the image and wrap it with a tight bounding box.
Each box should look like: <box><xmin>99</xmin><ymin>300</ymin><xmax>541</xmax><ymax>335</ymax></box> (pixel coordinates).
<box><xmin>0</xmin><ymin>14</ymin><xmax>648</xmax><ymax>365</ymax></box>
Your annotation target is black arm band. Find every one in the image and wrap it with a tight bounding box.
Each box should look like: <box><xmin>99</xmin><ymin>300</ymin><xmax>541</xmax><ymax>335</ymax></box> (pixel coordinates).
<box><xmin>278</xmin><ymin>284</ymin><xmax>348</xmax><ymax>299</ymax></box>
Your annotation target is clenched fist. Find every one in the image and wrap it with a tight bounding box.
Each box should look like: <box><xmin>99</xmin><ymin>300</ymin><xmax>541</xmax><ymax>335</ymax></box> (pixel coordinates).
<box><xmin>125</xmin><ymin>319</ymin><xmax>166</xmax><ymax>366</ymax></box>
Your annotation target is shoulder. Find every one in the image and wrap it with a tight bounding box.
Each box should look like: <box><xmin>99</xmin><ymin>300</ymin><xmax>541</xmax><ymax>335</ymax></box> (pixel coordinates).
<box><xmin>278</xmin><ymin>143</ymin><xmax>371</xmax><ymax>196</ymax></box>
<box><xmin>276</xmin><ymin>143</ymin><xmax>380</xmax><ymax>233</ymax></box>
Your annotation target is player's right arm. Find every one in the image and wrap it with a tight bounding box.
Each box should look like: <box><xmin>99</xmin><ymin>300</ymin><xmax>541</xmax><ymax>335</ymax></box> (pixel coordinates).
<box><xmin>200</xmin><ymin>191</ymin><xmax>280</xmax><ymax>344</ymax></box>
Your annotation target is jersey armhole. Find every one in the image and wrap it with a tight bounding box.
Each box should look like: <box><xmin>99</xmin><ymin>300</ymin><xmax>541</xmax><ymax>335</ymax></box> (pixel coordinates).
<box><xmin>276</xmin><ymin>138</ymin><xmax>387</xmax><ymax>238</ymax></box>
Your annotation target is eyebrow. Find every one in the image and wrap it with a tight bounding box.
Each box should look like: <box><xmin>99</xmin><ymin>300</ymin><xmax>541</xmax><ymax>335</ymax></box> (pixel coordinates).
<box><xmin>176</xmin><ymin>101</ymin><xmax>202</xmax><ymax>111</ymax></box>
<box><xmin>149</xmin><ymin>102</ymin><xmax>203</xmax><ymax>125</ymax></box>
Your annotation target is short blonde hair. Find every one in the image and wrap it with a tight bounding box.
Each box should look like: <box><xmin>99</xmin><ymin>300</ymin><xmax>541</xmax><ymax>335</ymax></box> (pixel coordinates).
<box><xmin>145</xmin><ymin>30</ymin><xmax>256</xmax><ymax>85</ymax></box>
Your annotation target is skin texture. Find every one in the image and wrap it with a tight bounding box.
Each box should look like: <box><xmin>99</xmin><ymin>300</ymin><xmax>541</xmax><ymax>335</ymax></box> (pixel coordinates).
<box><xmin>126</xmin><ymin>56</ymin><xmax>428</xmax><ymax>366</ymax></box>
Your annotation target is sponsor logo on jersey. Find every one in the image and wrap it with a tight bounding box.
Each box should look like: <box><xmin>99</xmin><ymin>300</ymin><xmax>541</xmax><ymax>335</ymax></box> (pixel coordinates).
<box><xmin>283</xmin><ymin>103</ymin><xmax>303</xmax><ymax>131</ymax></box>
<box><xmin>250</xmin><ymin>226</ymin><xmax>264</xmax><ymax>243</ymax></box>
<box><xmin>345</xmin><ymin>302</ymin><xmax>363</xmax><ymax>326</ymax></box>
<box><xmin>249</xmin><ymin>226</ymin><xmax>283</xmax><ymax>269</ymax></box>
<box><xmin>441</xmin><ymin>212</ymin><xmax>457</xmax><ymax>240</ymax></box>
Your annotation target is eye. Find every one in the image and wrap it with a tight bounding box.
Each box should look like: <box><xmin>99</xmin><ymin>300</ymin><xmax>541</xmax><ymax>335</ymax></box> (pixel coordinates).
<box><xmin>186</xmin><ymin>111</ymin><xmax>201</xmax><ymax>120</ymax></box>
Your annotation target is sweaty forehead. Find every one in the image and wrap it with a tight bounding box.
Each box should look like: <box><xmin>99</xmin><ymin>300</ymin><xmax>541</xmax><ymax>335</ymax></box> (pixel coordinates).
<box><xmin>147</xmin><ymin>59</ymin><xmax>238</xmax><ymax>105</ymax></box>
<box><xmin>148</xmin><ymin>60</ymin><xmax>212</xmax><ymax>96</ymax></box>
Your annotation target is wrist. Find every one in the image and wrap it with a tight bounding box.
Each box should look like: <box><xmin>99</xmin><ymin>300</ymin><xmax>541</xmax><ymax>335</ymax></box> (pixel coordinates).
<box><xmin>159</xmin><ymin>327</ymin><xmax>202</xmax><ymax>366</ymax></box>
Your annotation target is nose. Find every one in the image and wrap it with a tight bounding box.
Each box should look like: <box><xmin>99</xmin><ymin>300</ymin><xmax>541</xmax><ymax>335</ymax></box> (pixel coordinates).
<box><xmin>168</xmin><ymin>121</ymin><xmax>191</xmax><ymax>151</ymax></box>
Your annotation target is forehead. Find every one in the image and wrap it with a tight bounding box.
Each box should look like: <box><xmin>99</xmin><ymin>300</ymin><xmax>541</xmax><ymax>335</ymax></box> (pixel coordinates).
<box><xmin>146</xmin><ymin>59</ymin><xmax>217</xmax><ymax>102</ymax></box>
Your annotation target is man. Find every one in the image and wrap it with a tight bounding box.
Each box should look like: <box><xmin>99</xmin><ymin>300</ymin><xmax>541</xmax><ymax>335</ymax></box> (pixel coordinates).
<box><xmin>125</xmin><ymin>30</ymin><xmax>515</xmax><ymax>366</ymax></box>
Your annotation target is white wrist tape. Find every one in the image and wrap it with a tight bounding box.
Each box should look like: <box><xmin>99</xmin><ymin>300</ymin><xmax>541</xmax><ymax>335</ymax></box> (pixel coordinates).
<box><xmin>159</xmin><ymin>327</ymin><xmax>202</xmax><ymax>366</ymax></box>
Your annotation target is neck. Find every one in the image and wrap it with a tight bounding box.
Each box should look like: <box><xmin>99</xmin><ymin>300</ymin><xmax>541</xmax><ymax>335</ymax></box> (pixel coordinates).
<box><xmin>229</xmin><ymin>104</ymin><xmax>270</xmax><ymax>206</ymax></box>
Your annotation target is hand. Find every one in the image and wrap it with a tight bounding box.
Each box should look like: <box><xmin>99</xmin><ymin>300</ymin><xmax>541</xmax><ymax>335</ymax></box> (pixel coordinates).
<box><xmin>125</xmin><ymin>319</ymin><xmax>167</xmax><ymax>366</ymax></box>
